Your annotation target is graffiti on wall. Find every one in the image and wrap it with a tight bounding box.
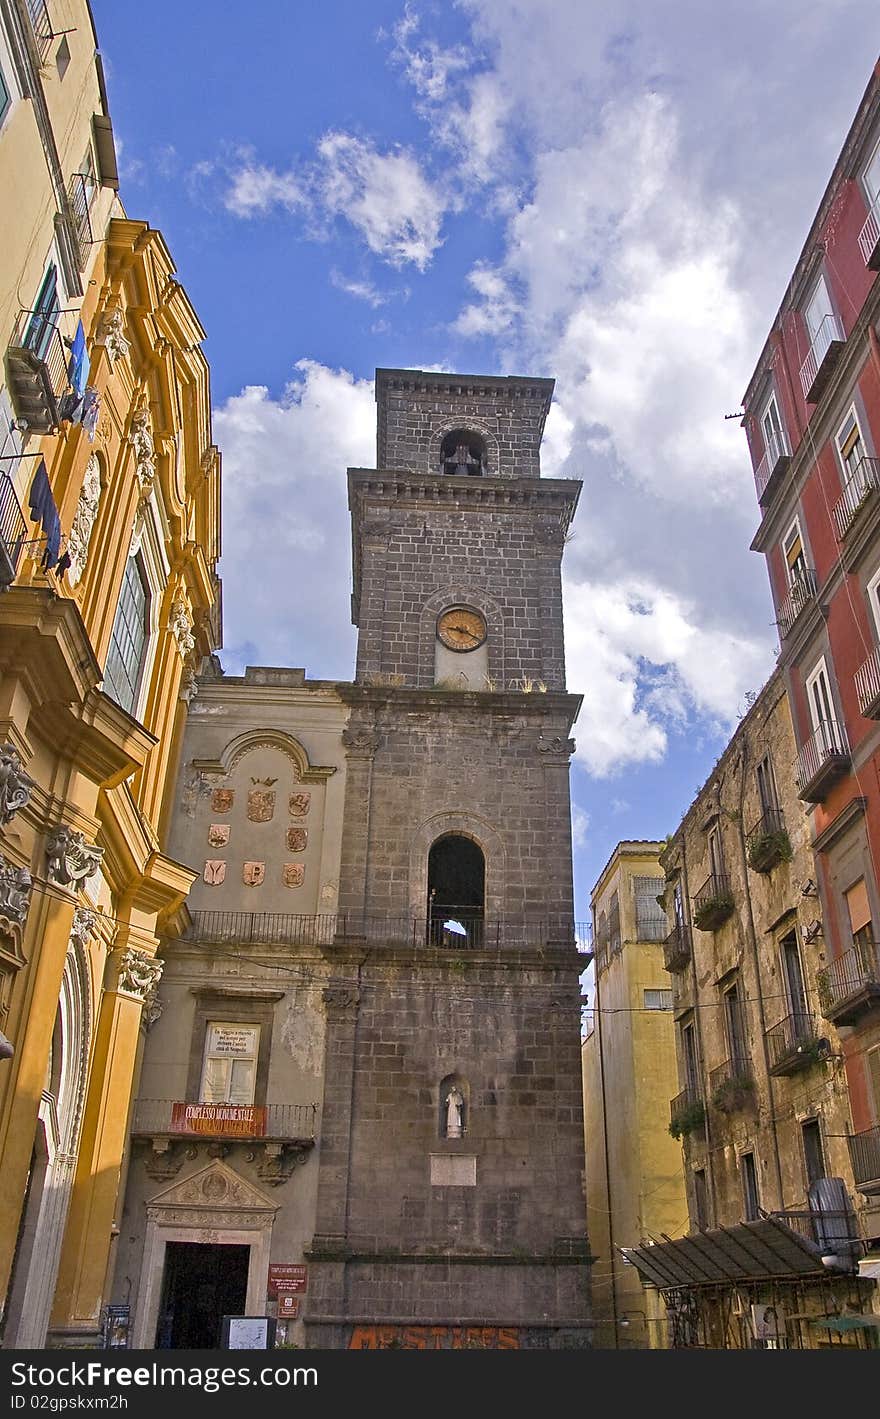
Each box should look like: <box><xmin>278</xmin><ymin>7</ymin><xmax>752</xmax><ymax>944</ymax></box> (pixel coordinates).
<box><xmin>348</xmin><ymin>1325</ymin><xmax>520</xmax><ymax>1349</ymax></box>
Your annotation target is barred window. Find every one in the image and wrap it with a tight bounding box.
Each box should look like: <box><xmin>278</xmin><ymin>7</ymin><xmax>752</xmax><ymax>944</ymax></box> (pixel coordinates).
<box><xmin>633</xmin><ymin>875</ymin><xmax>667</xmax><ymax>941</ymax></box>
<box><xmin>609</xmin><ymin>891</ymin><xmax>621</xmax><ymax>954</ymax></box>
<box><xmin>104</xmin><ymin>553</ymin><xmax>150</xmax><ymax>715</ymax></box>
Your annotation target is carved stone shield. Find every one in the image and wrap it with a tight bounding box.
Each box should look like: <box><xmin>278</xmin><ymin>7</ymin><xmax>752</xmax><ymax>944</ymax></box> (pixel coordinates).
<box><xmin>208</xmin><ymin>824</ymin><xmax>230</xmax><ymax>847</ymax></box>
<box><xmin>247</xmin><ymin>790</ymin><xmax>275</xmax><ymax>823</ymax></box>
<box><xmin>211</xmin><ymin>789</ymin><xmax>234</xmax><ymax>813</ymax></box>
<box><xmin>286</xmin><ymin>827</ymin><xmax>308</xmax><ymax>853</ymax></box>
<box><xmin>289</xmin><ymin>792</ymin><xmax>311</xmax><ymax>817</ymax></box>
<box><xmin>204</xmin><ymin>860</ymin><xmax>227</xmax><ymax>885</ymax></box>
<box><xmin>243</xmin><ymin>861</ymin><xmax>266</xmax><ymax>887</ymax></box>
<box><xmin>282</xmin><ymin>863</ymin><xmax>305</xmax><ymax>888</ymax></box>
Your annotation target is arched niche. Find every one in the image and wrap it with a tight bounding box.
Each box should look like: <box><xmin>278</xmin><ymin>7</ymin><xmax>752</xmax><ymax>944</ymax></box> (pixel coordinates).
<box><xmin>439</xmin><ymin>1073</ymin><xmax>469</xmax><ymax>1140</ymax></box>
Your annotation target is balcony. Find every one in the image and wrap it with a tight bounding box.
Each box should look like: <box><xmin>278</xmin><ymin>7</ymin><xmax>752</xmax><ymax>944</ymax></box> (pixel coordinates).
<box><xmin>131</xmin><ymin>1099</ymin><xmax>318</xmax><ymax>1184</ymax></box>
<box><xmin>831</xmin><ymin>457</ymin><xmax>880</xmax><ymax>541</ymax></box>
<box><xmin>799</xmin><ymin>313</ymin><xmax>846</xmax><ymax>404</ymax></box>
<box><xmin>0</xmin><ymin>475</ymin><xmax>27</xmax><ymax>592</ymax></box>
<box><xmin>26</xmin><ymin>0</ymin><xmax>54</xmax><ymax>61</ymax></box>
<box><xmin>746</xmin><ymin>807</ymin><xmax>791</xmax><ymax>873</ymax></box>
<box><xmin>692</xmin><ymin>873</ymin><xmax>734</xmax><ymax>932</ymax></box>
<box><xmin>795</xmin><ymin>719</ymin><xmax>850</xmax><ymax>803</ymax></box>
<box><xmin>754</xmin><ymin>429</ymin><xmax>791</xmax><ymax>509</ymax></box>
<box><xmin>764</xmin><ymin>1012</ymin><xmax>825</xmax><ymax>1076</ymax></box>
<box><xmin>669</xmin><ymin>1086</ymin><xmax>706</xmax><ymax>1140</ymax></box>
<box><xmin>847</xmin><ymin>1125</ymin><xmax>880</xmax><ymax>1194</ymax></box>
<box><xmin>816</xmin><ymin>939</ymin><xmax>880</xmax><ymax>1025</ymax></box>
<box><xmin>4</xmin><ymin>310</ymin><xmax>70</xmax><ymax>434</ymax></box>
<box><xmin>182</xmin><ymin>909</ymin><xmax>591</xmax><ymax>953</ymax></box>
<box><xmin>663</xmin><ymin>923</ymin><xmax>692</xmax><ymax>972</ymax></box>
<box><xmin>858</xmin><ymin>192</ymin><xmax>880</xmax><ymax>269</ymax></box>
<box><xmin>709</xmin><ymin>1057</ymin><xmax>756</xmax><ymax>1115</ymax></box>
<box><xmin>776</xmin><ymin>568</ymin><xmax>818</xmax><ymax>639</ymax></box>
<box><xmin>855</xmin><ymin>647</ymin><xmax>880</xmax><ymax>718</ymax></box>
<box><xmin>66</xmin><ymin>173</ymin><xmax>95</xmax><ymax>272</ymax></box>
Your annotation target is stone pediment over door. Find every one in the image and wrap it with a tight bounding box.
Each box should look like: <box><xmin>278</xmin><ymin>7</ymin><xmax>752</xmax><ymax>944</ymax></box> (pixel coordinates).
<box><xmin>146</xmin><ymin>1159</ymin><xmax>278</xmax><ymax>1222</ymax></box>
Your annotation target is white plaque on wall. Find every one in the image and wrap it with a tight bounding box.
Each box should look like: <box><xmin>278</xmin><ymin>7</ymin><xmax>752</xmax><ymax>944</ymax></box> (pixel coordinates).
<box><xmin>430</xmin><ymin>1154</ymin><xmax>477</xmax><ymax>1187</ymax></box>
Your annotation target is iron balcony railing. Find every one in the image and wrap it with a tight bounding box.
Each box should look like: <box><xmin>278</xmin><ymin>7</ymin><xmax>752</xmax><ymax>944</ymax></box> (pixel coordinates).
<box><xmin>26</xmin><ymin>0</ymin><xmax>54</xmax><ymax>60</ymax></box>
<box><xmin>799</xmin><ymin>312</ymin><xmax>845</xmax><ymax>402</ymax></box>
<box><xmin>5</xmin><ymin>308</ymin><xmax>70</xmax><ymax>433</ymax></box>
<box><xmin>776</xmin><ymin>568</ymin><xmax>818</xmax><ymax>638</ymax></box>
<box><xmin>854</xmin><ymin>646</ymin><xmax>880</xmax><ymax>719</ymax></box>
<box><xmin>131</xmin><ymin>1100</ymin><xmax>317</xmax><ymax>1141</ymax></box>
<box><xmin>67</xmin><ymin>173</ymin><xmax>95</xmax><ymax>271</ymax></box>
<box><xmin>754</xmin><ymin>428</ymin><xmax>790</xmax><ymax>505</ymax></box>
<box><xmin>0</xmin><ymin>474</ymin><xmax>27</xmax><ymax>592</ymax></box>
<box><xmin>181</xmin><ymin>909</ymin><xmax>591</xmax><ymax>952</ymax></box>
<box><xmin>816</xmin><ymin>939</ymin><xmax>880</xmax><ymax>1024</ymax></box>
<box><xmin>847</xmin><ymin>1124</ymin><xmax>880</xmax><ymax>1194</ymax></box>
<box><xmin>708</xmin><ymin>1056</ymin><xmax>755</xmax><ymax>1114</ymax></box>
<box><xmin>795</xmin><ymin>719</ymin><xmax>850</xmax><ymax>802</ymax></box>
<box><xmin>692</xmin><ymin>872</ymin><xmax>734</xmax><ymax>931</ymax></box>
<box><xmin>769</xmin><ymin>1206</ymin><xmax>859</xmax><ymax>1251</ymax></box>
<box><xmin>858</xmin><ymin>191</ymin><xmax>880</xmax><ymax>268</ymax></box>
<box><xmin>764</xmin><ymin>1011</ymin><xmax>823</xmax><ymax>1075</ymax></box>
<box><xmin>663</xmin><ymin>923</ymin><xmax>692</xmax><ymax>972</ymax></box>
<box><xmin>831</xmin><ymin>456</ymin><xmax>880</xmax><ymax>541</ymax></box>
<box><xmin>669</xmin><ymin>1084</ymin><xmax>705</xmax><ymax>1133</ymax></box>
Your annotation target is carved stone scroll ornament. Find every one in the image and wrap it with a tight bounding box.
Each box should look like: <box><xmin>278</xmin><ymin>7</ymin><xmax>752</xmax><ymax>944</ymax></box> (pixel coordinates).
<box><xmin>537</xmin><ymin>736</ymin><xmax>576</xmax><ymax>758</ymax></box>
<box><xmin>341</xmin><ymin>727</ymin><xmax>381</xmax><ymax>758</ymax></box>
<box><xmin>65</xmin><ymin>454</ymin><xmax>103</xmax><ymax>588</ymax></box>
<box><xmin>46</xmin><ymin>827</ymin><xmax>103</xmax><ymax>889</ymax></box>
<box><xmin>129</xmin><ymin>408</ymin><xmax>156</xmax><ymax>492</ymax></box>
<box><xmin>95</xmin><ymin>308</ymin><xmax>131</xmax><ymax>366</ymax></box>
<box><xmin>69</xmin><ymin>906</ymin><xmax>98</xmax><ymax>952</ymax></box>
<box><xmin>0</xmin><ymin>744</ymin><xmax>35</xmax><ymax>825</ymax></box>
<box><xmin>0</xmin><ymin>855</ymin><xmax>32</xmax><ymax>927</ymax></box>
<box><xmin>116</xmin><ymin>948</ymin><xmax>164</xmax><ymax>1002</ymax></box>
<box><xmin>179</xmin><ymin>666</ymin><xmax>199</xmax><ymax>704</ymax></box>
<box><xmin>170</xmin><ymin>601</ymin><xmax>196</xmax><ymax>659</ymax></box>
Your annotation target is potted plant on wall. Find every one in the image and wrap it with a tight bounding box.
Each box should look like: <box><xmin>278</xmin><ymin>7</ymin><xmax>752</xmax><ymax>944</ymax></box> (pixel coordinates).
<box><xmin>711</xmin><ymin>1072</ymin><xmax>756</xmax><ymax>1115</ymax></box>
<box><xmin>668</xmin><ymin>1098</ymin><xmax>707</xmax><ymax>1140</ymax></box>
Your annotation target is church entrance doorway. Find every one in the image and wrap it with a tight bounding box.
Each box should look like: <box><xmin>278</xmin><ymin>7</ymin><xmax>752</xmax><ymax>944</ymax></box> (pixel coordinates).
<box><xmin>157</xmin><ymin>1242</ymin><xmax>249</xmax><ymax>1348</ymax></box>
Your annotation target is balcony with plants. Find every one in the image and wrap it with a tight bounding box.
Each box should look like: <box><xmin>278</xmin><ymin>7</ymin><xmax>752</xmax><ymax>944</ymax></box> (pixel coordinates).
<box><xmin>669</xmin><ymin>1087</ymin><xmax>706</xmax><ymax>1141</ymax></box>
<box><xmin>816</xmin><ymin>938</ymin><xmax>880</xmax><ymax>1026</ymax></box>
<box><xmin>4</xmin><ymin>308</ymin><xmax>70</xmax><ymax>434</ymax></box>
<box><xmin>709</xmin><ymin>1057</ymin><xmax>756</xmax><ymax>1116</ymax></box>
<box><xmin>764</xmin><ymin>1012</ymin><xmax>826</xmax><ymax>1076</ymax></box>
<box><xmin>746</xmin><ymin>807</ymin><xmax>792</xmax><ymax>874</ymax></box>
<box><xmin>692</xmin><ymin>873</ymin><xmax>735</xmax><ymax>932</ymax></box>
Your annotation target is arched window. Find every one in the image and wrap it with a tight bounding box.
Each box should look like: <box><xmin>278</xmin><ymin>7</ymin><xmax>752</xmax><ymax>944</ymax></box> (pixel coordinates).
<box><xmin>104</xmin><ymin>552</ymin><xmax>150</xmax><ymax>715</ymax></box>
<box><xmin>427</xmin><ymin>834</ymin><xmax>485</xmax><ymax>946</ymax></box>
<box><xmin>440</xmin><ymin>429</ymin><xmax>487</xmax><ymax>477</ymax></box>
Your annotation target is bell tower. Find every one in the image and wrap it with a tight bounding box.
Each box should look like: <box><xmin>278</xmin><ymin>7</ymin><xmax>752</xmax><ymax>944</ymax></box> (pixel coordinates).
<box><xmin>305</xmin><ymin>368</ymin><xmax>592</xmax><ymax>1349</ymax></box>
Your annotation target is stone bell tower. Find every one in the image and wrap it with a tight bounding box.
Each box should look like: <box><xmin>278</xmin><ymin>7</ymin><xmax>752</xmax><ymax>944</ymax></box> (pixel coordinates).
<box><xmin>304</xmin><ymin>369</ymin><xmax>592</xmax><ymax>1349</ymax></box>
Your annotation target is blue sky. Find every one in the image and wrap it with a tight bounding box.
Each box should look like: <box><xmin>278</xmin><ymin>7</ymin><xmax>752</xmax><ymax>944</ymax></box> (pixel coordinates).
<box><xmin>91</xmin><ymin>0</ymin><xmax>880</xmax><ymax>924</ymax></box>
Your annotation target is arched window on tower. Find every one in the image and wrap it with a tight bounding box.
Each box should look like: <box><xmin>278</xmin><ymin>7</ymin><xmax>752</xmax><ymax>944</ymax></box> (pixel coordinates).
<box><xmin>440</xmin><ymin>429</ymin><xmax>487</xmax><ymax>477</ymax></box>
<box><xmin>427</xmin><ymin>833</ymin><xmax>485</xmax><ymax>947</ymax></box>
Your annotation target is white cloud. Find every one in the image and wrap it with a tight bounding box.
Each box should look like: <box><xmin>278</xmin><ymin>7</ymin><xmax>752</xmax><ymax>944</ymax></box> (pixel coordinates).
<box><xmin>221</xmin><ymin>131</ymin><xmax>446</xmax><ymax>271</ymax></box>
<box><xmin>212</xmin><ymin>361</ymin><xmax>375</xmax><ymax>677</ymax></box>
<box><xmin>563</xmin><ymin>576</ymin><xmax>771</xmax><ymax>777</ymax></box>
<box><xmin>571</xmin><ymin>804</ymin><xmax>590</xmax><ymax>849</ymax></box>
<box><xmin>315</xmin><ymin>131</ymin><xmax>444</xmax><ymax>270</ymax></box>
<box><xmin>329</xmin><ymin>270</ymin><xmax>387</xmax><ymax>306</ymax></box>
<box><xmin>224</xmin><ymin>161</ymin><xmax>303</xmax><ymax>217</ymax></box>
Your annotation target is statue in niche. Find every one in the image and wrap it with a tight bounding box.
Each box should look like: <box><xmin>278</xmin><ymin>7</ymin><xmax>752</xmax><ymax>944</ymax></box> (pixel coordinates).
<box><xmin>445</xmin><ymin>1085</ymin><xmax>465</xmax><ymax>1139</ymax></box>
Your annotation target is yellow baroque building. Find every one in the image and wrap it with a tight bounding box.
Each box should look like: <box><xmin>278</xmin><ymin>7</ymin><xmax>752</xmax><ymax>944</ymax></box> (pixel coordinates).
<box><xmin>0</xmin><ymin>1</ymin><xmax>221</xmax><ymax>1348</ymax></box>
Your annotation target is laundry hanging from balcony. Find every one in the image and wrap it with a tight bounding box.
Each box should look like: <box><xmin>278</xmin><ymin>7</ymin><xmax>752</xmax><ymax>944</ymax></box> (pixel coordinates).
<box><xmin>27</xmin><ymin>458</ymin><xmax>61</xmax><ymax>570</ymax></box>
<box><xmin>58</xmin><ymin>321</ymin><xmax>100</xmax><ymax>438</ymax></box>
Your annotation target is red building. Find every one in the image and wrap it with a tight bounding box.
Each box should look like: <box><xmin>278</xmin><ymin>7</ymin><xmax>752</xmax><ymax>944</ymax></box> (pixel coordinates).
<box><xmin>743</xmin><ymin>58</ymin><xmax>880</xmax><ymax>1253</ymax></box>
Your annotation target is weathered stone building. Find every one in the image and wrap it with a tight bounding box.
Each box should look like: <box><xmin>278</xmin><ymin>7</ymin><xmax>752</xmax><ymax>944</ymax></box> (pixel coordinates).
<box><xmin>114</xmin><ymin>369</ymin><xmax>593</xmax><ymax>1350</ymax></box>
<box><xmin>624</xmin><ymin>671</ymin><xmax>877</xmax><ymax>1347</ymax></box>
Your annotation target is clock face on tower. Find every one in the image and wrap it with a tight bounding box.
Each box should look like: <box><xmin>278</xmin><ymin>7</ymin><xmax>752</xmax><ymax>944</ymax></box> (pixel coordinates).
<box><xmin>436</xmin><ymin>606</ymin><xmax>487</xmax><ymax>652</ymax></box>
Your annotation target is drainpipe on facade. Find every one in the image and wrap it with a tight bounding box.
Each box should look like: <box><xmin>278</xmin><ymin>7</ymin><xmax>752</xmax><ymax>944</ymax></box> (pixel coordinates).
<box><xmin>733</xmin><ymin>745</ymin><xmax>786</xmax><ymax>1209</ymax></box>
<box><xmin>592</xmin><ymin>934</ymin><xmax>620</xmax><ymax>1349</ymax></box>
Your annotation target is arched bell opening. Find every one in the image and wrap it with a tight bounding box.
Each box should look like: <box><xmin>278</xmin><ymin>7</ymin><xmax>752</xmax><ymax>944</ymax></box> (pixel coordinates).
<box><xmin>427</xmin><ymin>834</ymin><xmax>485</xmax><ymax>947</ymax></box>
<box><xmin>439</xmin><ymin>429</ymin><xmax>487</xmax><ymax>477</ymax></box>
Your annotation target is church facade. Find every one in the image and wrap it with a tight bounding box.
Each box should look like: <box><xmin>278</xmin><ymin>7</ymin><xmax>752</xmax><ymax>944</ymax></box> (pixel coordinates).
<box><xmin>114</xmin><ymin>369</ymin><xmax>592</xmax><ymax>1350</ymax></box>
